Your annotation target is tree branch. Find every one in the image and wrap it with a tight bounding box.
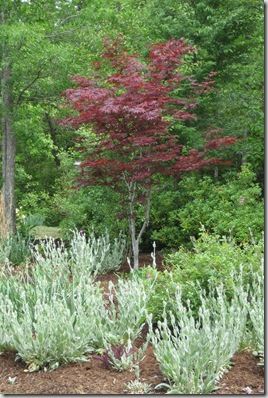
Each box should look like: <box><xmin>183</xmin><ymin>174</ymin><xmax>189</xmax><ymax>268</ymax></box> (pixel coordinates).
<box><xmin>58</xmin><ymin>14</ymin><xmax>79</xmax><ymax>26</ymax></box>
<box><xmin>16</xmin><ymin>69</ymin><xmax>43</xmax><ymax>105</ymax></box>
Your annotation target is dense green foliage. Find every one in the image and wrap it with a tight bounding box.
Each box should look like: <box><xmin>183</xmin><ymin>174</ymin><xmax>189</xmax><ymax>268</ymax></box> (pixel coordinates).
<box><xmin>149</xmin><ymin>165</ymin><xmax>263</xmax><ymax>248</ymax></box>
<box><xmin>0</xmin><ymin>0</ymin><xmax>264</xmax><ymax>251</ymax></box>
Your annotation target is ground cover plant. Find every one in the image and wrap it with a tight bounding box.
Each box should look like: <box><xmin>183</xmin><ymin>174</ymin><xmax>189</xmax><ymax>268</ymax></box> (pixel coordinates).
<box><xmin>0</xmin><ymin>229</ymin><xmax>264</xmax><ymax>394</ymax></box>
<box><xmin>0</xmin><ymin>263</ymin><xmax>149</xmax><ymax>372</ymax></box>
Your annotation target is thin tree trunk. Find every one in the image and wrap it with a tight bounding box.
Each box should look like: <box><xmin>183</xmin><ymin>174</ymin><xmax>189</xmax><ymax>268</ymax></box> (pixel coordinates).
<box><xmin>1</xmin><ymin>59</ymin><xmax>16</xmax><ymax>235</ymax></box>
<box><xmin>127</xmin><ymin>179</ymin><xmax>151</xmax><ymax>269</ymax></box>
<box><xmin>44</xmin><ymin>111</ymin><xmax>61</xmax><ymax>167</ymax></box>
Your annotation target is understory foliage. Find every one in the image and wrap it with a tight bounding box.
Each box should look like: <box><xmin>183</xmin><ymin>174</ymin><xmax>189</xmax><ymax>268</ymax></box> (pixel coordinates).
<box><xmin>164</xmin><ymin>228</ymin><xmax>263</xmax><ymax>317</ymax></box>
<box><xmin>176</xmin><ymin>165</ymin><xmax>264</xmax><ymax>244</ymax></box>
<box><xmin>149</xmin><ymin>165</ymin><xmax>263</xmax><ymax>248</ymax></box>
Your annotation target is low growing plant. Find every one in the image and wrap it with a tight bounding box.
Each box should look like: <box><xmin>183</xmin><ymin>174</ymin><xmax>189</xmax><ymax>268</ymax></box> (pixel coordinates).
<box><xmin>245</xmin><ymin>260</ymin><xmax>264</xmax><ymax>366</ymax></box>
<box><xmin>125</xmin><ymin>379</ymin><xmax>153</xmax><ymax>394</ymax></box>
<box><xmin>0</xmin><ymin>278</ymin><xmax>105</xmax><ymax>370</ymax></box>
<box><xmin>148</xmin><ymin>278</ymin><xmax>249</xmax><ymax>394</ymax></box>
<box><xmin>32</xmin><ymin>229</ymin><xmax>126</xmax><ymax>280</ymax></box>
<box><xmin>0</xmin><ymin>262</ymin><xmax>151</xmax><ymax>370</ymax></box>
<box><xmin>0</xmin><ymin>211</ymin><xmax>45</xmax><ymax>266</ymax></box>
<box><xmin>94</xmin><ymin>338</ymin><xmax>148</xmax><ymax>372</ymax></box>
<box><xmin>69</xmin><ymin>229</ymin><xmax>126</xmax><ymax>276</ymax></box>
<box><xmin>93</xmin><ymin>277</ymin><xmax>151</xmax><ymax>349</ymax></box>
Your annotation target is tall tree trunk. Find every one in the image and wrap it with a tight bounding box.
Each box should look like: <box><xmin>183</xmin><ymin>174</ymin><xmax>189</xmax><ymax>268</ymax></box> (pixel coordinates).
<box><xmin>1</xmin><ymin>59</ymin><xmax>16</xmax><ymax>236</ymax></box>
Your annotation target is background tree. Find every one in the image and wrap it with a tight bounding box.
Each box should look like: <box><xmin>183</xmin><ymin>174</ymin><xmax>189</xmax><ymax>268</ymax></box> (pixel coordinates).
<box><xmin>0</xmin><ymin>0</ymin><xmax>263</xmax><ymax>252</ymax></box>
<box><xmin>0</xmin><ymin>0</ymin><xmax>95</xmax><ymax>234</ymax></box>
<box><xmin>61</xmin><ymin>37</ymin><xmax>237</xmax><ymax>267</ymax></box>
<box><xmin>135</xmin><ymin>0</ymin><xmax>264</xmax><ymax>183</ymax></box>
<box><xmin>0</xmin><ymin>0</ymin><xmax>155</xmax><ymax>235</ymax></box>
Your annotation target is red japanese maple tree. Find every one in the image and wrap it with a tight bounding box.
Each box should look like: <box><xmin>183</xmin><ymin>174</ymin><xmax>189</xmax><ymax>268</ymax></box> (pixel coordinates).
<box><xmin>61</xmin><ymin>37</ymin><xmax>236</xmax><ymax>268</ymax></box>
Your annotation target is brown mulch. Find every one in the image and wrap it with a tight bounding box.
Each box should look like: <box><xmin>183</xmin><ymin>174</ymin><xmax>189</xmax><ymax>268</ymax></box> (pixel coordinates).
<box><xmin>0</xmin><ymin>253</ymin><xmax>265</xmax><ymax>395</ymax></box>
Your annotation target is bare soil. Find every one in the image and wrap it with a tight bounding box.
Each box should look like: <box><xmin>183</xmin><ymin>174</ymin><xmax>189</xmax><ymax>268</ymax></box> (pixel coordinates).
<box><xmin>0</xmin><ymin>254</ymin><xmax>265</xmax><ymax>395</ymax></box>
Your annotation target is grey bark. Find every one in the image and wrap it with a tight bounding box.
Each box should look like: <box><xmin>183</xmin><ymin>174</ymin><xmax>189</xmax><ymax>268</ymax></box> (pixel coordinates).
<box><xmin>1</xmin><ymin>59</ymin><xmax>16</xmax><ymax>235</ymax></box>
<box><xmin>126</xmin><ymin>178</ymin><xmax>151</xmax><ymax>269</ymax></box>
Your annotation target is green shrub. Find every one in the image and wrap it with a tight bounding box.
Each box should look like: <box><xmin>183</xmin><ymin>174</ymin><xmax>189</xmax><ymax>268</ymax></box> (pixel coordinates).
<box><xmin>53</xmin><ymin>181</ymin><xmax>127</xmax><ymax>240</ymax></box>
<box><xmin>149</xmin><ymin>165</ymin><xmax>263</xmax><ymax>248</ymax></box>
<box><xmin>176</xmin><ymin>165</ymin><xmax>264</xmax><ymax>244</ymax></box>
<box><xmin>165</xmin><ymin>229</ymin><xmax>263</xmax><ymax>318</ymax></box>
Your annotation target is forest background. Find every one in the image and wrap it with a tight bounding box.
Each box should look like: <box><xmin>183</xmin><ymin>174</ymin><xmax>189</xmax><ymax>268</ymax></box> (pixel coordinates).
<box><xmin>0</xmin><ymin>0</ymin><xmax>264</xmax><ymax>254</ymax></box>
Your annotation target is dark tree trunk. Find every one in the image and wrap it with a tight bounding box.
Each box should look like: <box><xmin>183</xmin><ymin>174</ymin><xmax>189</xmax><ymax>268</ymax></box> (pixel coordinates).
<box><xmin>44</xmin><ymin>111</ymin><xmax>61</xmax><ymax>167</ymax></box>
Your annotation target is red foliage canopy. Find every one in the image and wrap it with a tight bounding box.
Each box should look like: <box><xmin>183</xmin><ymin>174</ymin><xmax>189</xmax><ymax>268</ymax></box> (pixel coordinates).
<box><xmin>61</xmin><ymin>37</ymin><xmax>237</xmax><ymax>189</ymax></box>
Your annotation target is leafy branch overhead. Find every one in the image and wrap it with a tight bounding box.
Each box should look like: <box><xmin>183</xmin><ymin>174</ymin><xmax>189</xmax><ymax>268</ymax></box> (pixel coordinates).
<box><xmin>61</xmin><ymin>37</ymin><xmax>237</xmax><ymax>188</ymax></box>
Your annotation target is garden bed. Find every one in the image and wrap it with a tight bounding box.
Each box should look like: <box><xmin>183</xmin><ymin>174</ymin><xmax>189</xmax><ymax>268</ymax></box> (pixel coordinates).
<box><xmin>0</xmin><ymin>343</ymin><xmax>264</xmax><ymax>394</ymax></box>
<box><xmin>0</xmin><ymin>253</ymin><xmax>264</xmax><ymax>395</ymax></box>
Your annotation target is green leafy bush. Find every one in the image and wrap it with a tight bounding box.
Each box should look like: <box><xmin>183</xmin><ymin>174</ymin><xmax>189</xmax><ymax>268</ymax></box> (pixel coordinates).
<box><xmin>176</xmin><ymin>165</ymin><xmax>264</xmax><ymax>244</ymax></box>
<box><xmin>149</xmin><ymin>165</ymin><xmax>263</xmax><ymax>248</ymax></box>
<box><xmin>57</xmin><ymin>187</ymin><xmax>126</xmax><ymax>239</ymax></box>
<box><xmin>165</xmin><ymin>229</ymin><xmax>263</xmax><ymax>318</ymax></box>
<box><xmin>17</xmin><ymin>213</ymin><xmax>45</xmax><ymax>239</ymax></box>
